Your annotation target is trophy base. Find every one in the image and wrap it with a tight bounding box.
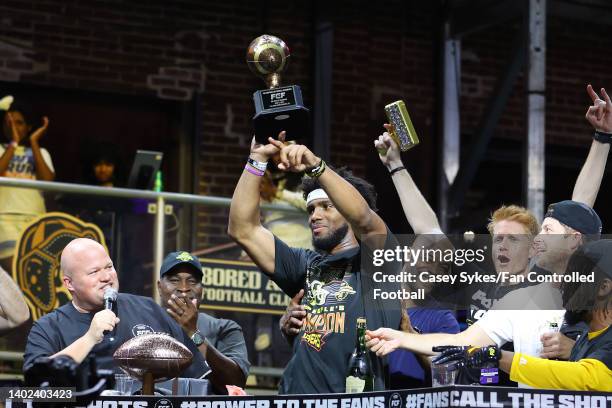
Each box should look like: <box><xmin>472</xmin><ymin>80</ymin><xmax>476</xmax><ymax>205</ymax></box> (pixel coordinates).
<box><xmin>253</xmin><ymin>105</ymin><xmax>310</xmax><ymax>144</ymax></box>
<box><xmin>252</xmin><ymin>85</ymin><xmax>310</xmax><ymax>144</ymax></box>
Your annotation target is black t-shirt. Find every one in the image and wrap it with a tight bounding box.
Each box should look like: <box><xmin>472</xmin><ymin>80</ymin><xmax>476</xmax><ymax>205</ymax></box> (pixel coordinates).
<box><xmin>570</xmin><ymin>325</ymin><xmax>612</xmax><ymax>369</ymax></box>
<box><xmin>272</xmin><ymin>232</ymin><xmax>401</xmax><ymax>394</ymax></box>
<box><xmin>24</xmin><ymin>293</ymin><xmax>210</xmax><ymax>378</ymax></box>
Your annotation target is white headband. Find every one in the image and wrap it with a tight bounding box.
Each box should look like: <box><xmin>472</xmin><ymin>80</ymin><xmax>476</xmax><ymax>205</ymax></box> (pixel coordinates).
<box><xmin>306</xmin><ymin>188</ymin><xmax>329</xmax><ymax>206</ymax></box>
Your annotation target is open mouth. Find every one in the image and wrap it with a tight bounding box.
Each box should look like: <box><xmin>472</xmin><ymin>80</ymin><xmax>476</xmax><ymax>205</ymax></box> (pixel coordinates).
<box><xmin>497</xmin><ymin>255</ymin><xmax>510</xmax><ymax>264</ymax></box>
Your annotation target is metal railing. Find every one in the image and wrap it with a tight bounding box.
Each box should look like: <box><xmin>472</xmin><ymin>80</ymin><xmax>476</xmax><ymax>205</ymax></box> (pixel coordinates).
<box><xmin>0</xmin><ymin>177</ymin><xmax>302</xmax><ymax>301</ymax></box>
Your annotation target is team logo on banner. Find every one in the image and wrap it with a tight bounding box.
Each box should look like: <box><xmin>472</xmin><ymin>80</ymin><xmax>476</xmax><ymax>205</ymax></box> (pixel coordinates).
<box><xmin>12</xmin><ymin>212</ymin><xmax>106</xmax><ymax>321</ymax></box>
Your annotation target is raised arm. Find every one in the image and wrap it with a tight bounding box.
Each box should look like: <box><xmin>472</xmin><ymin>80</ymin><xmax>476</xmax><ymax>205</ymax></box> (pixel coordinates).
<box><xmin>571</xmin><ymin>85</ymin><xmax>611</xmax><ymax>207</ymax></box>
<box><xmin>227</xmin><ymin>135</ymin><xmax>283</xmax><ymax>275</ymax></box>
<box><xmin>29</xmin><ymin>116</ymin><xmax>55</xmax><ymax>181</ymax></box>
<box><xmin>272</xmin><ymin>139</ymin><xmax>386</xmax><ymax>237</ymax></box>
<box><xmin>0</xmin><ymin>266</ymin><xmax>30</xmax><ymax>331</ymax></box>
<box><xmin>0</xmin><ymin>112</ymin><xmax>20</xmax><ymax>175</ymax></box>
<box><xmin>374</xmin><ymin>126</ymin><xmax>442</xmax><ymax>234</ymax></box>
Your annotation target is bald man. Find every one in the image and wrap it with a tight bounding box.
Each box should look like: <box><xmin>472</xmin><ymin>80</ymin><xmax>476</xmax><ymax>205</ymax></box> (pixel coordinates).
<box><xmin>24</xmin><ymin>238</ymin><xmax>210</xmax><ymax>379</ymax></box>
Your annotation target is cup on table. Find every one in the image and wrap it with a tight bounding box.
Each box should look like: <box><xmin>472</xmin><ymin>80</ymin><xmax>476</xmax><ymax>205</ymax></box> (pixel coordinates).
<box><xmin>430</xmin><ymin>357</ymin><xmax>457</xmax><ymax>387</ymax></box>
<box><xmin>114</xmin><ymin>373</ymin><xmax>135</xmax><ymax>395</ymax></box>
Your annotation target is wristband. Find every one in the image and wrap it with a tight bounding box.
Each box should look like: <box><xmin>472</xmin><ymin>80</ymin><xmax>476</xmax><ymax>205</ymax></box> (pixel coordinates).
<box><xmin>593</xmin><ymin>130</ymin><xmax>612</xmax><ymax>144</ymax></box>
<box><xmin>9</xmin><ymin>141</ymin><xmax>18</xmax><ymax>149</ymax></box>
<box><xmin>389</xmin><ymin>166</ymin><xmax>406</xmax><ymax>175</ymax></box>
<box><xmin>305</xmin><ymin>159</ymin><xmax>326</xmax><ymax>178</ymax></box>
<box><xmin>247</xmin><ymin>157</ymin><xmax>268</xmax><ymax>172</ymax></box>
<box><xmin>245</xmin><ymin>163</ymin><xmax>264</xmax><ymax>177</ymax></box>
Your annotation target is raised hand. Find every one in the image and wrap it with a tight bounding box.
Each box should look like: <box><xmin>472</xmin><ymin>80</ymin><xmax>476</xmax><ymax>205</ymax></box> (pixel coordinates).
<box><xmin>29</xmin><ymin>116</ymin><xmax>49</xmax><ymax>145</ymax></box>
<box><xmin>280</xmin><ymin>289</ymin><xmax>306</xmax><ymax>337</ymax></box>
<box><xmin>268</xmin><ymin>138</ymin><xmax>320</xmax><ymax>173</ymax></box>
<box><xmin>365</xmin><ymin>327</ymin><xmax>404</xmax><ymax>357</ymax></box>
<box><xmin>374</xmin><ymin>124</ymin><xmax>402</xmax><ymax>169</ymax></box>
<box><xmin>585</xmin><ymin>84</ymin><xmax>612</xmax><ymax>133</ymax></box>
<box><xmin>250</xmin><ymin>131</ymin><xmax>286</xmax><ymax>162</ymax></box>
<box><xmin>5</xmin><ymin>112</ymin><xmax>21</xmax><ymax>144</ymax></box>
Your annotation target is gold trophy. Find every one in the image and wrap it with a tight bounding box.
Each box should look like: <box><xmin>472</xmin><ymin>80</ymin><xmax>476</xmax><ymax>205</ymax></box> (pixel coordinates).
<box><xmin>247</xmin><ymin>35</ymin><xmax>309</xmax><ymax>144</ymax></box>
<box><xmin>384</xmin><ymin>100</ymin><xmax>419</xmax><ymax>151</ymax></box>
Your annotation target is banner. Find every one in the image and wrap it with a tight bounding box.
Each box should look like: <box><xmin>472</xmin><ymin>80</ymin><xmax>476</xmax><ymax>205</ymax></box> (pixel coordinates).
<box><xmin>12</xmin><ymin>212</ymin><xmax>107</xmax><ymax>321</ymax></box>
<box><xmin>199</xmin><ymin>258</ymin><xmax>292</xmax><ymax>315</ymax></box>
<box><xmin>71</xmin><ymin>386</ymin><xmax>612</xmax><ymax>408</ymax></box>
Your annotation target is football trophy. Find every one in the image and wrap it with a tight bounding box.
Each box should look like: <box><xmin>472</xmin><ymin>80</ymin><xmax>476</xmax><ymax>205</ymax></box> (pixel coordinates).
<box><xmin>113</xmin><ymin>333</ymin><xmax>193</xmax><ymax>395</ymax></box>
<box><xmin>246</xmin><ymin>34</ymin><xmax>310</xmax><ymax>143</ymax></box>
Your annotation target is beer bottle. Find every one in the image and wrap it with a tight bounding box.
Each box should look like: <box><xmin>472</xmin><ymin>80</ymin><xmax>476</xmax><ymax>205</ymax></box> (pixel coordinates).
<box><xmin>345</xmin><ymin>317</ymin><xmax>374</xmax><ymax>393</ymax></box>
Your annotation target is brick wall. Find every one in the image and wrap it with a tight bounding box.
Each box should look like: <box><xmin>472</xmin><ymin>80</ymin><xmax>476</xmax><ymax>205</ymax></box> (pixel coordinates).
<box><xmin>1</xmin><ymin>0</ymin><xmax>611</xmax><ymax>245</ymax></box>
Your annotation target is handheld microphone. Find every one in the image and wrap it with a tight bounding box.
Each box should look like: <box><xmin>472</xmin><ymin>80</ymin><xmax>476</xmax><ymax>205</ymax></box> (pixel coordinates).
<box><xmin>103</xmin><ymin>287</ymin><xmax>118</xmax><ymax>341</ymax></box>
<box><xmin>103</xmin><ymin>287</ymin><xmax>117</xmax><ymax>311</ymax></box>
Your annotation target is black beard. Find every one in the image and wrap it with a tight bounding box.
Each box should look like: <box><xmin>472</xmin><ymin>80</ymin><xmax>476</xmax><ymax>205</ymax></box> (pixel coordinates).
<box><xmin>313</xmin><ymin>223</ymin><xmax>349</xmax><ymax>252</ymax></box>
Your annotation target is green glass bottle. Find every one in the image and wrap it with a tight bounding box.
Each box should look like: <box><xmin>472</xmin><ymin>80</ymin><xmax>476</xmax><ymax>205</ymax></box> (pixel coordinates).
<box><xmin>345</xmin><ymin>317</ymin><xmax>374</xmax><ymax>393</ymax></box>
<box><xmin>154</xmin><ymin>170</ymin><xmax>163</xmax><ymax>192</ymax></box>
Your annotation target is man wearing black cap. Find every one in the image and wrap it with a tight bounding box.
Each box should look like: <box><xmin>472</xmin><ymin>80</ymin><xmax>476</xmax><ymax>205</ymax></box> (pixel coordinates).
<box><xmin>157</xmin><ymin>251</ymin><xmax>249</xmax><ymax>394</ymax></box>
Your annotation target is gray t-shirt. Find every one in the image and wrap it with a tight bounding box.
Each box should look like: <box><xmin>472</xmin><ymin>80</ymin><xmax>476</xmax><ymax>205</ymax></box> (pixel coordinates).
<box><xmin>197</xmin><ymin>312</ymin><xmax>250</xmax><ymax>378</ymax></box>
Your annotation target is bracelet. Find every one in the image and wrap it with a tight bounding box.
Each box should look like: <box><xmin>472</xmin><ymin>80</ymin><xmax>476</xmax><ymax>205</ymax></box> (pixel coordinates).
<box><xmin>244</xmin><ymin>163</ymin><xmax>264</xmax><ymax>177</ymax></box>
<box><xmin>305</xmin><ymin>159</ymin><xmax>326</xmax><ymax>178</ymax></box>
<box><xmin>593</xmin><ymin>130</ymin><xmax>612</xmax><ymax>144</ymax></box>
<box><xmin>247</xmin><ymin>157</ymin><xmax>268</xmax><ymax>172</ymax></box>
<box><xmin>8</xmin><ymin>141</ymin><xmax>18</xmax><ymax>149</ymax></box>
<box><xmin>389</xmin><ymin>166</ymin><xmax>406</xmax><ymax>175</ymax></box>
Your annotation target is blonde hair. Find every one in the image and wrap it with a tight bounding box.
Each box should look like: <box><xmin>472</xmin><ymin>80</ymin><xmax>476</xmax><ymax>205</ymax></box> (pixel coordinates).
<box><xmin>487</xmin><ymin>205</ymin><xmax>540</xmax><ymax>236</ymax></box>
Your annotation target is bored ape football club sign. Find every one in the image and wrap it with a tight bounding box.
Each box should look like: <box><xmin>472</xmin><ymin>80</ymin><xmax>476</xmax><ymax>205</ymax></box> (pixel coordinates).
<box><xmin>12</xmin><ymin>212</ymin><xmax>106</xmax><ymax>321</ymax></box>
<box><xmin>198</xmin><ymin>258</ymin><xmax>292</xmax><ymax>315</ymax></box>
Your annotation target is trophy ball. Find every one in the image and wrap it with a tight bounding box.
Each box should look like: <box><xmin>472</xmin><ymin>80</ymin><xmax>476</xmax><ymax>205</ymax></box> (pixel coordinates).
<box><xmin>113</xmin><ymin>332</ymin><xmax>193</xmax><ymax>381</ymax></box>
<box><xmin>246</xmin><ymin>34</ymin><xmax>290</xmax><ymax>76</ymax></box>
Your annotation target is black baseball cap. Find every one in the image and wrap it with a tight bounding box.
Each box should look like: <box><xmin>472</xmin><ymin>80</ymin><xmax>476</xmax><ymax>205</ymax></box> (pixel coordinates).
<box><xmin>544</xmin><ymin>200</ymin><xmax>602</xmax><ymax>237</ymax></box>
<box><xmin>160</xmin><ymin>251</ymin><xmax>203</xmax><ymax>280</ymax></box>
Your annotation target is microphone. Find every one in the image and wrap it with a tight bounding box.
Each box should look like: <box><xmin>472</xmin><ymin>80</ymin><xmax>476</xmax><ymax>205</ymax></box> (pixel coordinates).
<box><xmin>103</xmin><ymin>287</ymin><xmax>117</xmax><ymax>311</ymax></box>
<box><xmin>103</xmin><ymin>287</ymin><xmax>118</xmax><ymax>341</ymax></box>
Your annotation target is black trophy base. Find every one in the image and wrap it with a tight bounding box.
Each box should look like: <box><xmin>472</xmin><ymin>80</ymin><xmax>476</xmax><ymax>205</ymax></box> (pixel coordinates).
<box><xmin>252</xmin><ymin>85</ymin><xmax>310</xmax><ymax>144</ymax></box>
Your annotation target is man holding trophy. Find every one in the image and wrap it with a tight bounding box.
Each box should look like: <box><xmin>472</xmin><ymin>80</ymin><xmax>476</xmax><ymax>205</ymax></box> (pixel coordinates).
<box><xmin>229</xmin><ymin>35</ymin><xmax>402</xmax><ymax>394</ymax></box>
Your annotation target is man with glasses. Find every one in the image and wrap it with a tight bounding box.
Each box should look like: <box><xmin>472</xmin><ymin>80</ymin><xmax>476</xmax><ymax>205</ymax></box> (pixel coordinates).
<box><xmin>157</xmin><ymin>251</ymin><xmax>250</xmax><ymax>394</ymax></box>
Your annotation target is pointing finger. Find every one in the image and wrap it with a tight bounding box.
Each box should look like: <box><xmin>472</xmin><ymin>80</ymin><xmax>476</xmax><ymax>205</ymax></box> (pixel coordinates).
<box><xmin>587</xmin><ymin>84</ymin><xmax>600</xmax><ymax>103</ymax></box>
<box><xmin>601</xmin><ymin>88</ymin><xmax>612</xmax><ymax>111</ymax></box>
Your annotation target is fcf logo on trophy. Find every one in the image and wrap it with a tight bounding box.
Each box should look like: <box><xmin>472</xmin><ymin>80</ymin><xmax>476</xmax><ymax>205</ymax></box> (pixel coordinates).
<box><xmin>246</xmin><ymin>34</ymin><xmax>310</xmax><ymax>143</ymax></box>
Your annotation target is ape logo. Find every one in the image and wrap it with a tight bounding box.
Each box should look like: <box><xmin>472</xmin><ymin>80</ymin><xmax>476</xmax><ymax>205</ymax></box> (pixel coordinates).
<box><xmin>12</xmin><ymin>212</ymin><xmax>106</xmax><ymax>320</ymax></box>
<box><xmin>301</xmin><ymin>330</ymin><xmax>329</xmax><ymax>352</ymax></box>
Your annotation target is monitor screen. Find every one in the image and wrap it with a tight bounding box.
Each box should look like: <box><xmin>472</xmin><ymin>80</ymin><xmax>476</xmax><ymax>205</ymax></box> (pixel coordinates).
<box><xmin>127</xmin><ymin>150</ymin><xmax>163</xmax><ymax>190</ymax></box>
